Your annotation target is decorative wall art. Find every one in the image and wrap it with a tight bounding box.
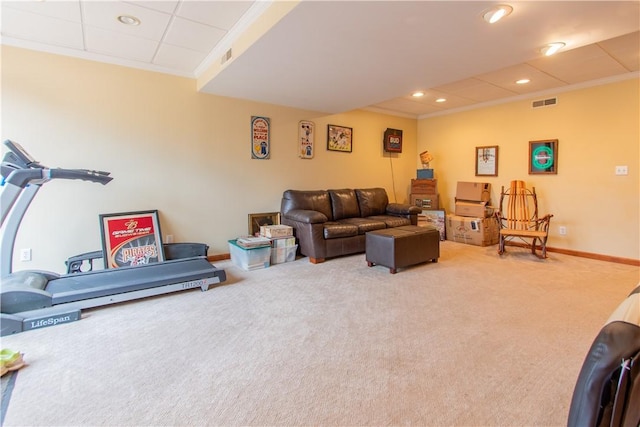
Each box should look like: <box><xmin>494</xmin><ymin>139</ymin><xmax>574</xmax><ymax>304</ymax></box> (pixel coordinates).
<box><xmin>327</xmin><ymin>124</ymin><xmax>352</xmax><ymax>152</ymax></box>
<box><xmin>99</xmin><ymin>210</ymin><xmax>165</xmax><ymax>269</ymax></box>
<box><xmin>475</xmin><ymin>145</ymin><xmax>499</xmax><ymax>176</ymax></box>
<box><xmin>251</xmin><ymin>116</ymin><xmax>270</xmax><ymax>159</ymax></box>
<box><xmin>248</xmin><ymin>212</ymin><xmax>281</xmax><ymax>237</ymax></box>
<box><xmin>529</xmin><ymin>139</ymin><xmax>558</xmax><ymax>174</ymax></box>
<box><xmin>383</xmin><ymin>128</ymin><xmax>403</xmax><ymax>153</ymax></box>
<box><xmin>299</xmin><ymin>120</ymin><xmax>315</xmax><ymax>159</ymax></box>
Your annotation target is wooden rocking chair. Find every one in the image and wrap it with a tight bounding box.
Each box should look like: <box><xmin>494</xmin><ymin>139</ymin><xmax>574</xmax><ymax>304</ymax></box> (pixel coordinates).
<box><xmin>495</xmin><ymin>180</ymin><xmax>553</xmax><ymax>259</ymax></box>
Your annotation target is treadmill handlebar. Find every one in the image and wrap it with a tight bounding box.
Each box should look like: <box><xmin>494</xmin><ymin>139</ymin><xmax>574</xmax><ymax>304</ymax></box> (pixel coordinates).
<box><xmin>48</xmin><ymin>168</ymin><xmax>113</xmax><ymax>185</ymax></box>
<box><xmin>5</xmin><ymin>168</ymin><xmax>113</xmax><ymax>187</ymax></box>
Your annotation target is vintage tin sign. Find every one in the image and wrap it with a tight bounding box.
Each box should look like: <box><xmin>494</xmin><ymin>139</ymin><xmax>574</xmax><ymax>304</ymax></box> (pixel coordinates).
<box><xmin>251</xmin><ymin>116</ymin><xmax>270</xmax><ymax>159</ymax></box>
<box><xmin>299</xmin><ymin>120</ymin><xmax>314</xmax><ymax>159</ymax></box>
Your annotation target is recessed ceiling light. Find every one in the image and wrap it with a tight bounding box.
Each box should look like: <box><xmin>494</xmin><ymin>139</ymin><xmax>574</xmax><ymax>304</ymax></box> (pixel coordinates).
<box><xmin>117</xmin><ymin>15</ymin><xmax>141</xmax><ymax>26</ymax></box>
<box><xmin>516</xmin><ymin>79</ymin><xmax>530</xmax><ymax>84</ymax></box>
<box><xmin>541</xmin><ymin>42</ymin><xmax>565</xmax><ymax>56</ymax></box>
<box><xmin>482</xmin><ymin>4</ymin><xmax>513</xmax><ymax>24</ymax></box>
<box><xmin>435</xmin><ymin>98</ymin><xmax>446</xmax><ymax>103</ymax></box>
<box><xmin>412</xmin><ymin>91</ymin><xmax>425</xmax><ymax>97</ymax></box>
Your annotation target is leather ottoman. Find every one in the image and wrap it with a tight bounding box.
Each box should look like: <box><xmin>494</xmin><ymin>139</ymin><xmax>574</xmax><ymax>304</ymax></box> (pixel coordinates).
<box><xmin>365</xmin><ymin>225</ymin><xmax>439</xmax><ymax>273</ymax></box>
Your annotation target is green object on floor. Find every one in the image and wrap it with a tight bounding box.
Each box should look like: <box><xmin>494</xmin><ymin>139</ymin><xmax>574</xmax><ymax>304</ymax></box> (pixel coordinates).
<box><xmin>0</xmin><ymin>349</ymin><xmax>20</xmax><ymax>366</ymax></box>
<box><xmin>0</xmin><ymin>349</ymin><xmax>25</xmax><ymax>376</ymax></box>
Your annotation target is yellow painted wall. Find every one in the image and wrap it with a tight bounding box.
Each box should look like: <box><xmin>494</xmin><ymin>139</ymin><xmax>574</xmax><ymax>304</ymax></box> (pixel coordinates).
<box><xmin>1</xmin><ymin>46</ymin><xmax>416</xmax><ymax>273</ymax></box>
<box><xmin>418</xmin><ymin>78</ymin><xmax>640</xmax><ymax>260</ymax></box>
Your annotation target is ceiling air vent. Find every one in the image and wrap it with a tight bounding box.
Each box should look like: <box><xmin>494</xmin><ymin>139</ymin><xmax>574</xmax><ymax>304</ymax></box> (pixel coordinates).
<box><xmin>532</xmin><ymin>97</ymin><xmax>558</xmax><ymax>108</ymax></box>
<box><xmin>220</xmin><ymin>48</ymin><xmax>232</xmax><ymax>65</ymax></box>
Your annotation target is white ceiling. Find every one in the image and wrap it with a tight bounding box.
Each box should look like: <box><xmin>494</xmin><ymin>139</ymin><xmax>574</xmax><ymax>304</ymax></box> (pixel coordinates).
<box><xmin>1</xmin><ymin>1</ymin><xmax>639</xmax><ymax>118</ymax></box>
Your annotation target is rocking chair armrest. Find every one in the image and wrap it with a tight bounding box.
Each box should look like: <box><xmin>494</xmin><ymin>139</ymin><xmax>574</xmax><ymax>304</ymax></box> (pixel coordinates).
<box><xmin>534</xmin><ymin>214</ymin><xmax>553</xmax><ymax>231</ymax></box>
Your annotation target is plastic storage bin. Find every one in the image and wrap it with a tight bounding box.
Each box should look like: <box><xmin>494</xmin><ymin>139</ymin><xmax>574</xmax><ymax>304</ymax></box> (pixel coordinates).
<box><xmin>271</xmin><ymin>245</ymin><xmax>298</xmax><ymax>265</ymax></box>
<box><xmin>228</xmin><ymin>239</ymin><xmax>271</xmax><ymax>270</ymax></box>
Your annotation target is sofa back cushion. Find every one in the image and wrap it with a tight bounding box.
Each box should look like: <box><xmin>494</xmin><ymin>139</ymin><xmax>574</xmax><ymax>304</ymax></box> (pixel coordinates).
<box><xmin>329</xmin><ymin>189</ymin><xmax>361</xmax><ymax>220</ymax></box>
<box><xmin>281</xmin><ymin>190</ymin><xmax>333</xmax><ymax>220</ymax></box>
<box><xmin>355</xmin><ymin>188</ymin><xmax>388</xmax><ymax>217</ymax></box>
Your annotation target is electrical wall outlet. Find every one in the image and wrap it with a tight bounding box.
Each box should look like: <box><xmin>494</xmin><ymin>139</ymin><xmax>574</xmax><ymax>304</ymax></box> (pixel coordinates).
<box><xmin>559</xmin><ymin>226</ymin><xmax>567</xmax><ymax>235</ymax></box>
<box><xmin>615</xmin><ymin>165</ymin><xmax>628</xmax><ymax>175</ymax></box>
<box><xmin>20</xmin><ymin>248</ymin><xmax>32</xmax><ymax>261</ymax></box>
<box><xmin>166</xmin><ymin>234</ymin><xmax>174</xmax><ymax>244</ymax></box>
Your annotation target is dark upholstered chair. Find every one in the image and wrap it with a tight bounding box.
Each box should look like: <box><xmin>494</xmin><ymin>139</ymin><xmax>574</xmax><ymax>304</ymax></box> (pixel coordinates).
<box><xmin>567</xmin><ymin>285</ymin><xmax>640</xmax><ymax>427</ymax></box>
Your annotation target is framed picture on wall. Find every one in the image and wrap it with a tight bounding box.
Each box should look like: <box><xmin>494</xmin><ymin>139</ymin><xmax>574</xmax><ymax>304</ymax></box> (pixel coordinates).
<box><xmin>248</xmin><ymin>212</ymin><xmax>280</xmax><ymax>237</ymax></box>
<box><xmin>475</xmin><ymin>145</ymin><xmax>499</xmax><ymax>176</ymax></box>
<box><xmin>327</xmin><ymin>124</ymin><xmax>352</xmax><ymax>152</ymax></box>
<box><xmin>529</xmin><ymin>139</ymin><xmax>558</xmax><ymax>174</ymax></box>
<box><xmin>99</xmin><ymin>210</ymin><xmax>165</xmax><ymax>269</ymax></box>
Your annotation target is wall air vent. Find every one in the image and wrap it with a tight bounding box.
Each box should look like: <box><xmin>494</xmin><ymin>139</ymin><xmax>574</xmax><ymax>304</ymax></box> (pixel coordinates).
<box><xmin>532</xmin><ymin>97</ymin><xmax>558</xmax><ymax>108</ymax></box>
<box><xmin>220</xmin><ymin>48</ymin><xmax>232</xmax><ymax>65</ymax></box>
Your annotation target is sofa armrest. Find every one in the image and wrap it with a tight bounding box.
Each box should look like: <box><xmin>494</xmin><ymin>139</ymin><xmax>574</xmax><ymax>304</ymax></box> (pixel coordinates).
<box><xmin>283</xmin><ymin>209</ymin><xmax>328</xmax><ymax>224</ymax></box>
<box><xmin>386</xmin><ymin>203</ymin><xmax>421</xmax><ymax>216</ymax></box>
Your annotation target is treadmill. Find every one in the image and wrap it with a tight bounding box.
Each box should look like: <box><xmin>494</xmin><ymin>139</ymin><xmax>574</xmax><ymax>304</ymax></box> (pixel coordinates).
<box><xmin>0</xmin><ymin>140</ymin><xmax>226</xmax><ymax>336</ymax></box>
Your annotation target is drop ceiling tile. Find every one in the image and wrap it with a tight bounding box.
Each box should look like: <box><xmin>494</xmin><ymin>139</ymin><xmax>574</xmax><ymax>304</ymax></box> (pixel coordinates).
<box><xmin>2</xmin><ymin>0</ymin><xmax>81</xmax><ymax>22</ymax></box>
<box><xmin>126</xmin><ymin>1</ymin><xmax>179</xmax><ymax>15</ymax></box>
<box><xmin>82</xmin><ymin>1</ymin><xmax>172</xmax><ymax>41</ymax></box>
<box><xmin>528</xmin><ymin>44</ymin><xmax>629</xmax><ymax>84</ymax></box>
<box><xmin>409</xmin><ymin>90</ymin><xmax>476</xmax><ymax>110</ymax></box>
<box><xmin>598</xmin><ymin>30</ymin><xmax>640</xmax><ymax>71</ymax></box>
<box><xmin>476</xmin><ymin>63</ymin><xmax>567</xmax><ymax>94</ymax></box>
<box><xmin>372</xmin><ymin>99</ymin><xmax>441</xmax><ymax>116</ymax></box>
<box><xmin>164</xmin><ymin>16</ymin><xmax>226</xmax><ymax>53</ymax></box>
<box><xmin>1</xmin><ymin>7</ymin><xmax>83</xmax><ymax>49</ymax></box>
<box><xmin>154</xmin><ymin>43</ymin><xmax>207</xmax><ymax>73</ymax></box>
<box><xmin>85</xmin><ymin>26</ymin><xmax>159</xmax><ymax>62</ymax></box>
<box><xmin>176</xmin><ymin>1</ymin><xmax>253</xmax><ymax>29</ymax></box>
<box><xmin>433</xmin><ymin>78</ymin><xmax>517</xmax><ymax>102</ymax></box>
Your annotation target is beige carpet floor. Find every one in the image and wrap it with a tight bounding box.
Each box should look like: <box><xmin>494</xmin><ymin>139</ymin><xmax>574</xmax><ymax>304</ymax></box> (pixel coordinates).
<box><xmin>1</xmin><ymin>241</ymin><xmax>638</xmax><ymax>426</ymax></box>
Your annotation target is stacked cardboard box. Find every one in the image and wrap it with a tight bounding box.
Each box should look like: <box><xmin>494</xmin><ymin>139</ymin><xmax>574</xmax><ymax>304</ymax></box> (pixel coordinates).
<box><xmin>446</xmin><ymin>181</ymin><xmax>499</xmax><ymax>246</ymax></box>
<box><xmin>454</xmin><ymin>182</ymin><xmax>493</xmax><ymax>218</ymax></box>
<box><xmin>417</xmin><ymin>169</ymin><xmax>434</xmax><ymax>179</ymax></box>
<box><xmin>445</xmin><ymin>215</ymin><xmax>499</xmax><ymax>246</ymax></box>
<box><xmin>410</xmin><ymin>178</ymin><xmax>438</xmax><ymax>210</ymax></box>
<box><xmin>260</xmin><ymin>225</ymin><xmax>297</xmax><ymax>264</ymax></box>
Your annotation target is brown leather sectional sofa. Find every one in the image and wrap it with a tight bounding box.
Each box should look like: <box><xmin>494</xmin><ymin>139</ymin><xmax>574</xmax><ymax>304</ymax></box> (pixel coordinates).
<box><xmin>280</xmin><ymin>188</ymin><xmax>421</xmax><ymax>263</ymax></box>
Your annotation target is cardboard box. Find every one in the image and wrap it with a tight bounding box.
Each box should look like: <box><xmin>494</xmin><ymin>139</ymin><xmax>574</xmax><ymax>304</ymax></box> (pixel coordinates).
<box><xmin>454</xmin><ymin>201</ymin><xmax>494</xmax><ymax>218</ymax></box>
<box><xmin>271</xmin><ymin>244</ymin><xmax>298</xmax><ymax>264</ymax></box>
<box><xmin>445</xmin><ymin>214</ymin><xmax>499</xmax><ymax>246</ymax></box>
<box><xmin>411</xmin><ymin>179</ymin><xmax>437</xmax><ymax>195</ymax></box>
<box><xmin>456</xmin><ymin>181</ymin><xmax>491</xmax><ymax>202</ymax></box>
<box><xmin>417</xmin><ymin>169</ymin><xmax>434</xmax><ymax>179</ymax></box>
<box><xmin>271</xmin><ymin>236</ymin><xmax>296</xmax><ymax>248</ymax></box>
<box><xmin>228</xmin><ymin>239</ymin><xmax>271</xmax><ymax>270</ymax></box>
<box><xmin>411</xmin><ymin>193</ymin><xmax>438</xmax><ymax>209</ymax></box>
<box><xmin>260</xmin><ymin>224</ymin><xmax>293</xmax><ymax>238</ymax></box>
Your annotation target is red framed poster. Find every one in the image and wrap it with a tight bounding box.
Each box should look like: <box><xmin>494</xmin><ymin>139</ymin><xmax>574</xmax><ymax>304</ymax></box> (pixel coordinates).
<box><xmin>99</xmin><ymin>210</ymin><xmax>165</xmax><ymax>269</ymax></box>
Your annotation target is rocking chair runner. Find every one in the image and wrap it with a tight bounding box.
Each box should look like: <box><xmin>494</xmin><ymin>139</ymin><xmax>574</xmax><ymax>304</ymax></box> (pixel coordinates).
<box><xmin>495</xmin><ymin>180</ymin><xmax>553</xmax><ymax>258</ymax></box>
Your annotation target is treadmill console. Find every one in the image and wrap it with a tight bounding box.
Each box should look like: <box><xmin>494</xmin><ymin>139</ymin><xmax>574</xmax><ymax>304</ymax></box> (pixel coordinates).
<box><xmin>3</xmin><ymin>140</ymin><xmax>41</xmax><ymax>169</ymax></box>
